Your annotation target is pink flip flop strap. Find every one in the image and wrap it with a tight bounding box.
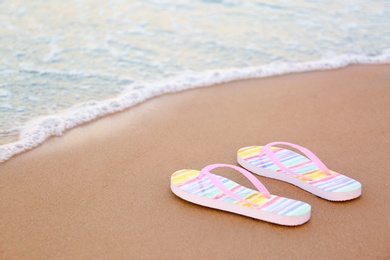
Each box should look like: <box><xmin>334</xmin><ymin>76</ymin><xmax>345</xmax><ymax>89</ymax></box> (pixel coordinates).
<box><xmin>259</xmin><ymin>141</ymin><xmax>332</xmax><ymax>181</ymax></box>
<box><xmin>198</xmin><ymin>164</ymin><xmax>271</xmax><ymax>207</ymax></box>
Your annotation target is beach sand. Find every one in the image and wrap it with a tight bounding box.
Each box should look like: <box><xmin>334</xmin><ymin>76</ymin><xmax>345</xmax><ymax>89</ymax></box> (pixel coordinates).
<box><xmin>1</xmin><ymin>65</ymin><xmax>389</xmax><ymax>259</ymax></box>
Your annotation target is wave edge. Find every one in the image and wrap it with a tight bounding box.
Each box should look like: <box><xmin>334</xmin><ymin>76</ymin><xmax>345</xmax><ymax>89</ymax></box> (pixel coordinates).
<box><xmin>1</xmin><ymin>52</ymin><xmax>390</xmax><ymax>163</ymax></box>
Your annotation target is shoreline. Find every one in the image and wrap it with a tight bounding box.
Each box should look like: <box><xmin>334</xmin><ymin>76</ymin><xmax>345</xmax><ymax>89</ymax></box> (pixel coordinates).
<box><xmin>1</xmin><ymin>53</ymin><xmax>390</xmax><ymax>164</ymax></box>
<box><xmin>1</xmin><ymin>65</ymin><xmax>390</xmax><ymax>258</ymax></box>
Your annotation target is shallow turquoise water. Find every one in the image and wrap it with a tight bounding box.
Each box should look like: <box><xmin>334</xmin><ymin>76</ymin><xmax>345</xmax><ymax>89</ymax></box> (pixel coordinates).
<box><xmin>0</xmin><ymin>0</ymin><xmax>389</xmax><ymax>161</ymax></box>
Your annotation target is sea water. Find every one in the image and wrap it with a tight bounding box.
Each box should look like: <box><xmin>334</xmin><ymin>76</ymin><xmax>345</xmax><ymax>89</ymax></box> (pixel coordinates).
<box><xmin>1</xmin><ymin>0</ymin><xmax>389</xmax><ymax>162</ymax></box>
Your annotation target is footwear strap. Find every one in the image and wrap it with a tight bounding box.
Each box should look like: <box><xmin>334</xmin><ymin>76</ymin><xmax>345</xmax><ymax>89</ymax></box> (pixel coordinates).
<box><xmin>198</xmin><ymin>164</ymin><xmax>271</xmax><ymax>207</ymax></box>
<box><xmin>259</xmin><ymin>141</ymin><xmax>332</xmax><ymax>181</ymax></box>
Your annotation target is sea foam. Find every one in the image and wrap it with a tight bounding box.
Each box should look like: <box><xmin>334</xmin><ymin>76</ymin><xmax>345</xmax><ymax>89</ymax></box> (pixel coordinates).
<box><xmin>0</xmin><ymin>52</ymin><xmax>389</xmax><ymax>163</ymax></box>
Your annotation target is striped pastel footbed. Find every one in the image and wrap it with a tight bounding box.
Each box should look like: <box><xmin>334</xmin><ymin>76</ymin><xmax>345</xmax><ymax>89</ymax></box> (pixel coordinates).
<box><xmin>238</xmin><ymin>146</ymin><xmax>361</xmax><ymax>193</ymax></box>
<box><xmin>171</xmin><ymin>169</ymin><xmax>311</xmax><ymax>217</ymax></box>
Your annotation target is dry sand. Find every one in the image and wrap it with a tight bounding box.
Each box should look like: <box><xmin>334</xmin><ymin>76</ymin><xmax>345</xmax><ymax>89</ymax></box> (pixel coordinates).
<box><xmin>1</xmin><ymin>65</ymin><xmax>390</xmax><ymax>259</ymax></box>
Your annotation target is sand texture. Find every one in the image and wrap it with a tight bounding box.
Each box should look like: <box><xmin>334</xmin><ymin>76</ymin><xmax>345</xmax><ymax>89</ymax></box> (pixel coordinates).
<box><xmin>1</xmin><ymin>65</ymin><xmax>390</xmax><ymax>259</ymax></box>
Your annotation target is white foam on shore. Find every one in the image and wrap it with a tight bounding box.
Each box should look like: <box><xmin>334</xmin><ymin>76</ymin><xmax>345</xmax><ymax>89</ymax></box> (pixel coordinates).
<box><xmin>1</xmin><ymin>52</ymin><xmax>389</xmax><ymax>163</ymax></box>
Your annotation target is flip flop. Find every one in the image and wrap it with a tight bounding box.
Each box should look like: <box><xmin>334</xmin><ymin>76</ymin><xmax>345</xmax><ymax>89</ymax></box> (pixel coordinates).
<box><xmin>170</xmin><ymin>164</ymin><xmax>311</xmax><ymax>226</ymax></box>
<box><xmin>237</xmin><ymin>142</ymin><xmax>362</xmax><ymax>201</ymax></box>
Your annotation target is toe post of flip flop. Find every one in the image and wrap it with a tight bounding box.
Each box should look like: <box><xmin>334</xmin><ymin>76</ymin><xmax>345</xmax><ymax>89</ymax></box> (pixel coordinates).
<box><xmin>237</xmin><ymin>142</ymin><xmax>362</xmax><ymax>201</ymax></box>
<box><xmin>170</xmin><ymin>163</ymin><xmax>311</xmax><ymax>226</ymax></box>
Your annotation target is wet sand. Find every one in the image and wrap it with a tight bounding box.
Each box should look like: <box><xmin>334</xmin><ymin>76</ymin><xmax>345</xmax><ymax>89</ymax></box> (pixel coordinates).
<box><xmin>1</xmin><ymin>65</ymin><xmax>389</xmax><ymax>259</ymax></box>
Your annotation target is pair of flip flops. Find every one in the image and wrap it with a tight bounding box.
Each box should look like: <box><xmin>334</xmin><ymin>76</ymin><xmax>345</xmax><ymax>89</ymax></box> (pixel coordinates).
<box><xmin>170</xmin><ymin>142</ymin><xmax>362</xmax><ymax>226</ymax></box>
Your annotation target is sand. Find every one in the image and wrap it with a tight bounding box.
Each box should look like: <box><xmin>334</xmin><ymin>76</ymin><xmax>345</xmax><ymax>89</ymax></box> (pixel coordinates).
<box><xmin>1</xmin><ymin>65</ymin><xmax>390</xmax><ymax>259</ymax></box>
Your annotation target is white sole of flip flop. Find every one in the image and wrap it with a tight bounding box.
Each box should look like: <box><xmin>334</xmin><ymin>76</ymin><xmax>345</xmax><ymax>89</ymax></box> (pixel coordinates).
<box><xmin>171</xmin><ymin>182</ymin><xmax>311</xmax><ymax>226</ymax></box>
<box><xmin>237</xmin><ymin>155</ymin><xmax>361</xmax><ymax>201</ymax></box>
